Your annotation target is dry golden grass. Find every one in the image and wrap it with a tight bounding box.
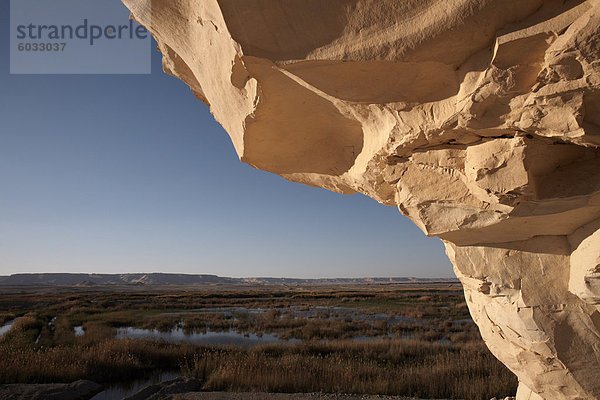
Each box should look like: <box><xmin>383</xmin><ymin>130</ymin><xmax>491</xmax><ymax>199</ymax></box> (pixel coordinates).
<box><xmin>182</xmin><ymin>339</ymin><xmax>516</xmax><ymax>400</ymax></box>
<box><xmin>0</xmin><ymin>336</ymin><xmax>197</xmax><ymax>384</ymax></box>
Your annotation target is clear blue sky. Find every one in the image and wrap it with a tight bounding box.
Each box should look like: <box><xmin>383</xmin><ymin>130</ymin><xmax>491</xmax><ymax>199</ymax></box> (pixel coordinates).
<box><xmin>0</xmin><ymin>1</ymin><xmax>453</xmax><ymax>278</ymax></box>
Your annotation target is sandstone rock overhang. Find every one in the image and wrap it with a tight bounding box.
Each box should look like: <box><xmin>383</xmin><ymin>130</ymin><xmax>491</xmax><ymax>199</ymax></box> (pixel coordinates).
<box><xmin>120</xmin><ymin>1</ymin><xmax>600</xmax><ymax>399</ymax></box>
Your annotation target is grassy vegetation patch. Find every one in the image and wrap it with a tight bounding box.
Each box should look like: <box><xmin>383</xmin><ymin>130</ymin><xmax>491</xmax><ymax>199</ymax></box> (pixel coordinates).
<box><xmin>0</xmin><ymin>284</ymin><xmax>516</xmax><ymax>400</ymax></box>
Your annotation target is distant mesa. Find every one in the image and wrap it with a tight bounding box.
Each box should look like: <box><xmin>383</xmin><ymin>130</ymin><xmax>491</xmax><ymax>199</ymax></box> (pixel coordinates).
<box><xmin>76</xmin><ymin>280</ymin><xmax>97</xmax><ymax>287</ymax></box>
<box><xmin>0</xmin><ymin>273</ymin><xmax>458</xmax><ymax>286</ymax></box>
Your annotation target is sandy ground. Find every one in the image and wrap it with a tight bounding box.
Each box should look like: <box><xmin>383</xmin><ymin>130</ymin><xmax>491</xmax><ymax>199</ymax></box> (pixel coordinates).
<box><xmin>172</xmin><ymin>393</ymin><xmax>424</xmax><ymax>400</ymax></box>
<box><xmin>122</xmin><ymin>378</ymin><xmax>432</xmax><ymax>400</ymax></box>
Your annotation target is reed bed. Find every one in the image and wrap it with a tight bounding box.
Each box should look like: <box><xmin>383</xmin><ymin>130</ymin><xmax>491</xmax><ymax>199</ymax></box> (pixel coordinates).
<box><xmin>0</xmin><ymin>285</ymin><xmax>516</xmax><ymax>399</ymax></box>
<box><xmin>182</xmin><ymin>339</ymin><xmax>516</xmax><ymax>400</ymax></box>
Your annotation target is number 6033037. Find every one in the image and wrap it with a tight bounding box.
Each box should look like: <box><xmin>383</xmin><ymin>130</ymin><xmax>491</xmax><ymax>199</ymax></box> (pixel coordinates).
<box><xmin>17</xmin><ymin>42</ymin><xmax>67</xmax><ymax>51</ymax></box>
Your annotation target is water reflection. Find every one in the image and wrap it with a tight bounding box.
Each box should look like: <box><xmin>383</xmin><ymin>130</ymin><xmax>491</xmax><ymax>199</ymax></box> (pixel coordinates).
<box><xmin>0</xmin><ymin>320</ymin><xmax>13</xmax><ymax>338</ymax></box>
<box><xmin>115</xmin><ymin>327</ymin><xmax>297</xmax><ymax>346</ymax></box>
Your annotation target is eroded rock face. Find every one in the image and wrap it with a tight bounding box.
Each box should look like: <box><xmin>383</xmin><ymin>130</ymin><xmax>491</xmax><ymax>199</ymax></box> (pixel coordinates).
<box><xmin>120</xmin><ymin>1</ymin><xmax>600</xmax><ymax>399</ymax></box>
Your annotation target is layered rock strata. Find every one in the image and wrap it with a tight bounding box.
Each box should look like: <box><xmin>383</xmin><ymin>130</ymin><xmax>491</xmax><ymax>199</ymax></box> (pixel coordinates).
<box><xmin>120</xmin><ymin>1</ymin><xmax>600</xmax><ymax>399</ymax></box>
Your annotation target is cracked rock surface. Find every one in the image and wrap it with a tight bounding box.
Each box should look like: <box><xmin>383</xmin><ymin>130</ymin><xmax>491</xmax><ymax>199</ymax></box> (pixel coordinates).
<box><xmin>120</xmin><ymin>1</ymin><xmax>600</xmax><ymax>399</ymax></box>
